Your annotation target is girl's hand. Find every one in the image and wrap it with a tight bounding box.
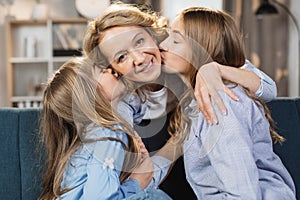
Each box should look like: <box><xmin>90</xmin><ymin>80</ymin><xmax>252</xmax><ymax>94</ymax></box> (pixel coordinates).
<box><xmin>194</xmin><ymin>62</ymin><xmax>239</xmax><ymax>125</ymax></box>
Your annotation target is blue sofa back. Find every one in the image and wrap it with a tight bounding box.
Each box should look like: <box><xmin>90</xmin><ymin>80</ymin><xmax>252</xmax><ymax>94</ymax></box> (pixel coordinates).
<box><xmin>268</xmin><ymin>98</ymin><xmax>300</xmax><ymax>199</ymax></box>
<box><xmin>0</xmin><ymin>108</ymin><xmax>44</xmax><ymax>200</ymax></box>
<box><xmin>0</xmin><ymin>98</ymin><xmax>299</xmax><ymax>200</ymax></box>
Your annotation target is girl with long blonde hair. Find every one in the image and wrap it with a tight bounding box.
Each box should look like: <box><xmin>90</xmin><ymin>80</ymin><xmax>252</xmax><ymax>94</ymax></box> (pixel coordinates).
<box><xmin>160</xmin><ymin>6</ymin><xmax>296</xmax><ymax>199</ymax></box>
<box><xmin>39</xmin><ymin>57</ymin><xmax>171</xmax><ymax>199</ymax></box>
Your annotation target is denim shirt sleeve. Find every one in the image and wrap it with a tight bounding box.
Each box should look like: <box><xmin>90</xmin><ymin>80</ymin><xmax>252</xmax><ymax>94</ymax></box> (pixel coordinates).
<box><xmin>118</xmin><ymin>94</ymin><xmax>147</xmax><ymax>126</ymax></box>
<box><xmin>242</xmin><ymin>60</ymin><xmax>277</xmax><ymax>102</ymax></box>
<box><xmin>81</xmin><ymin>127</ymin><xmax>141</xmax><ymax>199</ymax></box>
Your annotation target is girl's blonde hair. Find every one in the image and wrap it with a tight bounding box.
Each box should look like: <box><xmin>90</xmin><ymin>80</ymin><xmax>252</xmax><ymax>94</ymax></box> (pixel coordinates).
<box><xmin>39</xmin><ymin>57</ymin><xmax>141</xmax><ymax>200</ymax></box>
<box><xmin>169</xmin><ymin>7</ymin><xmax>284</xmax><ymax>144</ymax></box>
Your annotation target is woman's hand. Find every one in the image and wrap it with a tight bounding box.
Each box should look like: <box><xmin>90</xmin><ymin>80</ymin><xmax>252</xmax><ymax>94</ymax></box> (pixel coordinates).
<box><xmin>129</xmin><ymin>132</ymin><xmax>153</xmax><ymax>190</ymax></box>
<box><xmin>129</xmin><ymin>157</ymin><xmax>153</xmax><ymax>190</ymax></box>
<box><xmin>194</xmin><ymin>62</ymin><xmax>239</xmax><ymax>125</ymax></box>
<box><xmin>136</xmin><ymin>134</ymin><xmax>149</xmax><ymax>160</ymax></box>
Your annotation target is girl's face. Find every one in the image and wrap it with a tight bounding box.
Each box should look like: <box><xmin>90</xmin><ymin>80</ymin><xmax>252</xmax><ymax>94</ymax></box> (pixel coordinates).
<box><xmin>159</xmin><ymin>17</ymin><xmax>193</xmax><ymax>76</ymax></box>
<box><xmin>93</xmin><ymin>67</ymin><xmax>125</xmax><ymax>101</ymax></box>
<box><xmin>99</xmin><ymin>26</ymin><xmax>162</xmax><ymax>83</ymax></box>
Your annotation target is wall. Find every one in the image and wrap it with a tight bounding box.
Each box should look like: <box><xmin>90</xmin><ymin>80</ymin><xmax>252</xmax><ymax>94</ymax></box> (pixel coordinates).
<box><xmin>288</xmin><ymin>0</ymin><xmax>300</xmax><ymax>96</ymax></box>
<box><xmin>160</xmin><ymin>0</ymin><xmax>223</xmax><ymax>23</ymax></box>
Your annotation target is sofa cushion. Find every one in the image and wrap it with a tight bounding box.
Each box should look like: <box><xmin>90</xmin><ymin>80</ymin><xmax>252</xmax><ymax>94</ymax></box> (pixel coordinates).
<box><xmin>267</xmin><ymin>98</ymin><xmax>300</xmax><ymax>199</ymax></box>
<box><xmin>0</xmin><ymin>108</ymin><xmax>22</xmax><ymax>200</ymax></box>
<box><xmin>19</xmin><ymin>108</ymin><xmax>44</xmax><ymax>200</ymax></box>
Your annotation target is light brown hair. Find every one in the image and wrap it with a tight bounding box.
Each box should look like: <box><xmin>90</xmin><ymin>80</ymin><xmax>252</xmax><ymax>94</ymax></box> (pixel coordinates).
<box><xmin>169</xmin><ymin>7</ymin><xmax>284</xmax><ymax>144</ymax></box>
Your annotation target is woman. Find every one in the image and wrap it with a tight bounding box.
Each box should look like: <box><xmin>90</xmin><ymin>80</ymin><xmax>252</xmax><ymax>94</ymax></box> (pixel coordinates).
<box><xmin>160</xmin><ymin>6</ymin><xmax>296</xmax><ymax>199</ymax></box>
<box><xmin>39</xmin><ymin>57</ymin><xmax>172</xmax><ymax>199</ymax></box>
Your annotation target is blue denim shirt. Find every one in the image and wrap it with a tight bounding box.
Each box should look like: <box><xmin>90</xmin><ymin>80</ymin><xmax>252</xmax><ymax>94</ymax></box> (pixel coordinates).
<box><xmin>183</xmin><ymin>86</ymin><xmax>296</xmax><ymax>200</ymax></box>
<box><xmin>59</xmin><ymin>124</ymin><xmax>141</xmax><ymax>200</ymax></box>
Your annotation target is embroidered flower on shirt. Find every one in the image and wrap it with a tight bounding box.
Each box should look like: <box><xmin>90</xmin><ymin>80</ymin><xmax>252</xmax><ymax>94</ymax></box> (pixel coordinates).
<box><xmin>102</xmin><ymin>158</ymin><xmax>114</xmax><ymax>170</ymax></box>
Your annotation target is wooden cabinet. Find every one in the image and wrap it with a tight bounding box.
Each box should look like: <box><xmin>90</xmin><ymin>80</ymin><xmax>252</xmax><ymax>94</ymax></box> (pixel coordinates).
<box><xmin>6</xmin><ymin>18</ymin><xmax>87</xmax><ymax>107</ymax></box>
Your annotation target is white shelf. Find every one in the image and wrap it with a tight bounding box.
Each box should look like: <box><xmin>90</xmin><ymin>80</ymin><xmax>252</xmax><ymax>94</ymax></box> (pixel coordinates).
<box><xmin>53</xmin><ymin>56</ymin><xmax>76</xmax><ymax>63</ymax></box>
<box><xmin>11</xmin><ymin>96</ymin><xmax>43</xmax><ymax>108</ymax></box>
<box><xmin>11</xmin><ymin>96</ymin><xmax>43</xmax><ymax>102</ymax></box>
<box><xmin>10</xmin><ymin>57</ymin><xmax>48</xmax><ymax>63</ymax></box>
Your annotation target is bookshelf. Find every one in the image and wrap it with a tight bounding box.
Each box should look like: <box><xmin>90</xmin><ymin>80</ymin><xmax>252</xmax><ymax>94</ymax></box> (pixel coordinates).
<box><xmin>6</xmin><ymin>18</ymin><xmax>88</xmax><ymax>107</ymax></box>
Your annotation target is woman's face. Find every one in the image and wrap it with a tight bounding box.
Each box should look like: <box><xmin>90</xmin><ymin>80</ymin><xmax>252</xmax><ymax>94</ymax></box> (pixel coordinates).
<box><xmin>93</xmin><ymin>67</ymin><xmax>125</xmax><ymax>101</ymax></box>
<box><xmin>160</xmin><ymin>17</ymin><xmax>193</xmax><ymax>76</ymax></box>
<box><xmin>99</xmin><ymin>26</ymin><xmax>162</xmax><ymax>83</ymax></box>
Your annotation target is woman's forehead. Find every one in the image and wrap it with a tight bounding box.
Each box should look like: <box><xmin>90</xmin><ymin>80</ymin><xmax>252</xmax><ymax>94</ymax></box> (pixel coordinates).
<box><xmin>101</xmin><ymin>26</ymin><xmax>148</xmax><ymax>41</ymax></box>
<box><xmin>99</xmin><ymin>26</ymin><xmax>153</xmax><ymax>60</ymax></box>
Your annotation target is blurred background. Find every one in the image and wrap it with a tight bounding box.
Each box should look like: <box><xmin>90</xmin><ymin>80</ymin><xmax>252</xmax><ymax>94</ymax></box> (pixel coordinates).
<box><xmin>0</xmin><ymin>0</ymin><xmax>299</xmax><ymax>107</ymax></box>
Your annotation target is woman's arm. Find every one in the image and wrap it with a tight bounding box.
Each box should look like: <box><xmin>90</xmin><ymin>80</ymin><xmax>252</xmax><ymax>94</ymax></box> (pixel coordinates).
<box><xmin>194</xmin><ymin>60</ymin><xmax>277</xmax><ymax>124</ymax></box>
<box><xmin>218</xmin><ymin>63</ymin><xmax>260</xmax><ymax>94</ymax></box>
<box><xmin>143</xmin><ymin>135</ymin><xmax>183</xmax><ymax>189</ymax></box>
<box><xmin>239</xmin><ymin>60</ymin><xmax>277</xmax><ymax>101</ymax></box>
<box><xmin>219</xmin><ymin>60</ymin><xmax>277</xmax><ymax>101</ymax></box>
<box><xmin>129</xmin><ymin>134</ymin><xmax>154</xmax><ymax>190</ymax></box>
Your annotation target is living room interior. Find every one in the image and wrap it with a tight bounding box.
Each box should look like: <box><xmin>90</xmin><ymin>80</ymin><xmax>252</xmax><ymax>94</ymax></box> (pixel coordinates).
<box><xmin>0</xmin><ymin>0</ymin><xmax>299</xmax><ymax>107</ymax></box>
<box><xmin>0</xmin><ymin>0</ymin><xmax>299</xmax><ymax>200</ymax></box>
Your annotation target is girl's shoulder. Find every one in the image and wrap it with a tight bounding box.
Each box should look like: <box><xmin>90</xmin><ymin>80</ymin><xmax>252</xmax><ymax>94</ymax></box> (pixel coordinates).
<box><xmin>82</xmin><ymin>123</ymin><xmax>128</xmax><ymax>168</ymax></box>
<box><xmin>119</xmin><ymin>93</ymin><xmax>147</xmax><ymax>124</ymax></box>
<box><xmin>84</xmin><ymin>123</ymin><xmax>129</xmax><ymax>144</ymax></box>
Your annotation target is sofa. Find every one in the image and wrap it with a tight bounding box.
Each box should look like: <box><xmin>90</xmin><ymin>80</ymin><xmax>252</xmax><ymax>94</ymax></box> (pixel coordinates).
<box><xmin>0</xmin><ymin>97</ymin><xmax>299</xmax><ymax>200</ymax></box>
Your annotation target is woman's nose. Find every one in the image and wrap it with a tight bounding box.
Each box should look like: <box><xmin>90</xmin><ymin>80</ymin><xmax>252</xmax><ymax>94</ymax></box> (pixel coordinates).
<box><xmin>131</xmin><ymin>50</ymin><xmax>145</xmax><ymax>66</ymax></box>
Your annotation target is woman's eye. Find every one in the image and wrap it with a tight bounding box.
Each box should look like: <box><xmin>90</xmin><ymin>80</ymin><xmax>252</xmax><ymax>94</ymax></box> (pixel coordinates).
<box><xmin>117</xmin><ymin>53</ymin><xmax>127</xmax><ymax>63</ymax></box>
<box><xmin>136</xmin><ymin>38</ymin><xmax>144</xmax><ymax>46</ymax></box>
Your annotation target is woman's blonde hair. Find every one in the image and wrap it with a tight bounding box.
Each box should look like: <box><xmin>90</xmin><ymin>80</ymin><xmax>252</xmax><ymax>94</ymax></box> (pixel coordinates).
<box><xmin>169</xmin><ymin>7</ymin><xmax>284</xmax><ymax>144</ymax></box>
<box><xmin>39</xmin><ymin>57</ymin><xmax>141</xmax><ymax>200</ymax></box>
